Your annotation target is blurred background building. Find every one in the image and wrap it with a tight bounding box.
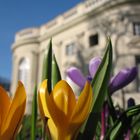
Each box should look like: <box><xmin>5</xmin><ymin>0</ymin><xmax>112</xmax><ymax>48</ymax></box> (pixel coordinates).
<box><xmin>11</xmin><ymin>0</ymin><xmax>140</xmax><ymax>113</ymax></box>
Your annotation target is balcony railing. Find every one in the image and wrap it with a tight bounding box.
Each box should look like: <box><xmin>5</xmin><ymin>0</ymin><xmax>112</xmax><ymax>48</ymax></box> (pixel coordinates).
<box><xmin>15</xmin><ymin>28</ymin><xmax>39</xmax><ymax>41</ymax></box>
<box><xmin>63</xmin><ymin>8</ymin><xmax>78</xmax><ymax>19</ymax></box>
<box><xmin>45</xmin><ymin>19</ymin><xmax>57</xmax><ymax>29</ymax></box>
<box><xmin>85</xmin><ymin>0</ymin><xmax>111</xmax><ymax>8</ymax></box>
<box><xmin>40</xmin><ymin>0</ymin><xmax>114</xmax><ymax>35</ymax></box>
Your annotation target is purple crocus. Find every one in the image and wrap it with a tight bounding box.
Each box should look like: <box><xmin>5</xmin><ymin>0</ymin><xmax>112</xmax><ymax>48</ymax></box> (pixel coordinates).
<box><xmin>67</xmin><ymin>57</ymin><xmax>138</xmax><ymax>94</ymax></box>
<box><xmin>67</xmin><ymin>57</ymin><xmax>137</xmax><ymax>140</ymax></box>
<box><xmin>109</xmin><ymin>67</ymin><xmax>138</xmax><ymax>94</ymax></box>
<box><xmin>67</xmin><ymin>57</ymin><xmax>101</xmax><ymax>88</ymax></box>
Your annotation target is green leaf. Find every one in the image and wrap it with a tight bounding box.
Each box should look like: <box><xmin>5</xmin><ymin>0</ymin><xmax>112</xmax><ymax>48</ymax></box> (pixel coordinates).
<box><xmin>131</xmin><ymin>114</ymin><xmax>140</xmax><ymax>138</ymax></box>
<box><xmin>104</xmin><ymin>104</ymin><xmax>140</xmax><ymax>140</ymax></box>
<box><xmin>31</xmin><ymin>85</ymin><xmax>38</xmax><ymax>140</ymax></box>
<box><xmin>136</xmin><ymin>125</ymin><xmax>140</xmax><ymax>138</ymax></box>
<box><xmin>41</xmin><ymin>39</ymin><xmax>62</xmax><ymax>140</ymax></box>
<box><xmin>52</xmin><ymin>54</ymin><xmax>61</xmax><ymax>88</ymax></box>
<box><xmin>42</xmin><ymin>39</ymin><xmax>52</xmax><ymax>93</ymax></box>
<box><xmin>107</xmin><ymin>91</ymin><xmax>117</xmax><ymax>124</ymax></box>
<box><xmin>78</xmin><ymin>38</ymin><xmax>112</xmax><ymax>140</ymax></box>
<box><xmin>91</xmin><ymin>38</ymin><xmax>112</xmax><ymax>112</ymax></box>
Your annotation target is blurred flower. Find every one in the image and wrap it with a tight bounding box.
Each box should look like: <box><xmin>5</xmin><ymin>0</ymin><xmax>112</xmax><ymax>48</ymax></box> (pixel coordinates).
<box><xmin>0</xmin><ymin>81</ymin><xmax>26</xmax><ymax>140</ymax></box>
<box><xmin>124</xmin><ymin>98</ymin><xmax>135</xmax><ymax>140</ymax></box>
<box><xmin>127</xmin><ymin>97</ymin><xmax>135</xmax><ymax>108</ymax></box>
<box><xmin>67</xmin><ymin>57</ymin><xmax>101</xmax><ymax>88</ymax></box>
<box><xmin>38</xmin><ymin>80</ymin><xmax>92</xmax><ymax>140</ymax></box>
<box><xmin>109</xmin><ymin>67</ymin><xmax>137</xmax><ymax>94</ymax></box>
<box><xmin>67</xmin><ymin>57</ymin><xmax>137</xmax><ymax>94</ymax></box>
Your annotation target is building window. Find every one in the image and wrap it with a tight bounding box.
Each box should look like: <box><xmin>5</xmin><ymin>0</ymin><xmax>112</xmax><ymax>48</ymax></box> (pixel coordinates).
<box><xmin>89</xmin><ymin>34</ymin><xmax>99</xmax><ymax>47</ymax></box>
<box><xmin>136</xmin><ymin>56</ymin><xmax>140</xmax><ymax>92</ymax></box>
<box><xmin>133</xmin><ymin>22</ymin><xmax>140</xmax><ymax>35</ymax></box>
<box><xmin>66</xmin><ymin>43</ymin><xmax>75</xmax><ymax>56</ymax></box>
<box><xmin>18</xmin><ymin>58</ymin><xmax>30</xmax><ymax>89</ymax></box>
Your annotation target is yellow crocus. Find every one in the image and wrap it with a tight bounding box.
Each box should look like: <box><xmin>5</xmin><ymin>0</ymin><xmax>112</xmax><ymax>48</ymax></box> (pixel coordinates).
<box><xmin>0</xmin><ymin>81</ymin><xmax>26</xmax><ymax>140</ymax></box>
<box><xmin>38</xmin><ymin>80</ymin><xmax>92</xmax><ymax>140</ymax></box>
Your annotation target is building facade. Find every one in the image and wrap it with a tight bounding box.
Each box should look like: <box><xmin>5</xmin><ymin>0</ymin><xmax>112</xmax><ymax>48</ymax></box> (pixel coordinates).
<box><xmin>11</xmin><ymin>0</ymin><xmax>140</xmax><ymax>113</ymax></box>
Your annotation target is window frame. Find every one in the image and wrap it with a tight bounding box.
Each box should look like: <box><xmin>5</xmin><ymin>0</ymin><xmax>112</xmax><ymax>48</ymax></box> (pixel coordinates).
<box><xmin>133</xmin><ymin>22</ymin><xmax>140</xmax><ymax>36</ymax></box>
<box><xmin>65</xmin><ymin>42</ymin><xmax>76</xmax><ymax>56</ymax></box>
<box><xmin>89</xmin><ymin>33</ymin><xmax>99</xmax><ymax>47</ymax></box>
<box><xmin>18</xmin><ymin>58</ymin><xmax>30</xmax><ymax>90</ymax></box>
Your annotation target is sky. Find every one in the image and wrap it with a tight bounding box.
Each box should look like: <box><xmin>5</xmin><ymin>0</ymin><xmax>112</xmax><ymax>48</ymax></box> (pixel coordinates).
<box><xmin>0</xmin><ymin>0</ymin><xmax>82</xmax><ymax>80</ymax></box>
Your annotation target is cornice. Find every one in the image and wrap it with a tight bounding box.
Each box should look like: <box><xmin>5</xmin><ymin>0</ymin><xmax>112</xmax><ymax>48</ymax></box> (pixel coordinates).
<box><xmin>39</xmin><ymin>0</ymin><xmax>140</xmax><ymax>41</ymax></box>
<box><xmin>39</xmin><ymin>14</ymin><xmax>88</xmax><ymax>41</ymax></box>
<box><xmin>12</xmin><ymin>37</ymin><xmax>40</xmax><ymax>52</ymax></box>
<box><xmin>12</xmin><ymin>0</ymin><xmax>140</xmax><ymax>47</ymax></box>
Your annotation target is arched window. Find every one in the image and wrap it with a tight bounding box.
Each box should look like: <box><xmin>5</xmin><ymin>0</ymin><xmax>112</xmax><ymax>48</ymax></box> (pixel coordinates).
<box><xmin>18</xmin><ymin>58</ymin><xmax>30</xmax><ymax>89</ymax></box>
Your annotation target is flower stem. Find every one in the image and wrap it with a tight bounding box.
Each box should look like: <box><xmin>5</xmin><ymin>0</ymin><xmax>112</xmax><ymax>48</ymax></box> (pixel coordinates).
<box><xmin>125</xmin><ymin>129</ymin><xmax>130</xmax><ymax>140</ymax></box>
<box><xmin>100</xmin><ymin>105</ymin><xmax>106</xmax><ymax>140</ymax></box>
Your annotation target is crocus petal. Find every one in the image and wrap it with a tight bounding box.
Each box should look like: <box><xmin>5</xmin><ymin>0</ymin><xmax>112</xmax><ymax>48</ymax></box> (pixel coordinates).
<box><xmin>109</xmin><ymin>67</ymin><xmax>138</xmax><ymax>94</ymax></box>
<box><xmin>0</xmin><ymin>81</ymin><xmax>26</xmax><ymax>139</ymax></box>
<box><xmin>39</xmin><ymin>80</ymin><xmax>93</xmax><ymax>140</ymax></box>
<box><xmin>46</xmin><ymin>80</ymin><xmax>76</xmax><ymax>129</ymax></box>
<box><xmin>0</xmin><ymin>87</ymin><xmax>11</xmax><ymax>129</ymax></box>
<box><xmin>70</xmin><ymin>81</ymin><xmax>92</xmax><ymax>123</ymax></box>
<box><xmin>38</xmin><ymin>80</ymin><xmax>50</xmax><ymax>120</ymax></box>
<box><xmin>52</xmin><ymin>80</ymin><xmax>76</xmax><ymax>118</ymax></box>
<box><xmin>67</xmin><ymin>81</ymin><xmax>92</xmax><ymax>139</ymax></box>
<box><xmin>39</xmin><ymin>80</ymin><xmax>58</xmax><ymax>140</ymax></box>
<box><xmin>89</xmin><ymin>57</ymin><xmax>101</xmax><ymax>78</ymax></box>
<box><xmin>43</xmin><ymin>80</ymin><xmax>78</xmax><ymax>140</ymax></box>
<box><xmin>67</xmin><ymin>67</ymin><xmax>86</xmax><ymax>88</ymax></box>
<box><xmin>48</xmin><ymin>119</ymin><xmax>58</xmax><ymax>140</ymax></box>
